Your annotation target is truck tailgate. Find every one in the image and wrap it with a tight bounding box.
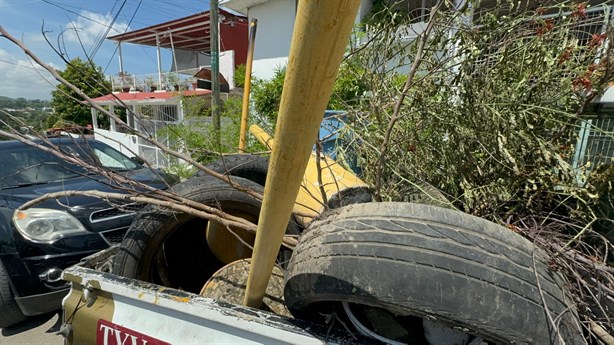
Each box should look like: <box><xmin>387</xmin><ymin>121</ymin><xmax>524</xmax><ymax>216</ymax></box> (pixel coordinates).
<box><xmin>61</xmin><ymin>247</ymin><xmax>358</xmax><ymax>345</ymax></box>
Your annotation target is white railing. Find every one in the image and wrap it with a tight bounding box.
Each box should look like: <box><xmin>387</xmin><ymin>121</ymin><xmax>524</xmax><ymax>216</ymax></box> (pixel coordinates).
<box><xmin>108</xmin><ymin>50</ymin><xmax>237</xmax><ymax>92</ymax></box>
<box><xmin>109</xmin><ymin>69</ymin><xmax>201</xmax><ymax>93</ymax></box>
<box><xmin>94</xmin><ymin>122</ymin><xmax>177</xmax><ymax>169</ymax></box>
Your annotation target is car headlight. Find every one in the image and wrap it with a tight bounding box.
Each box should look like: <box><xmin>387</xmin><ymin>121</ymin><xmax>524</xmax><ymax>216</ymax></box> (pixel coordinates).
<box><xmin>13</xmin><ymin>208</ymin><xmax>87</xmax><ymax>242</ymax></box>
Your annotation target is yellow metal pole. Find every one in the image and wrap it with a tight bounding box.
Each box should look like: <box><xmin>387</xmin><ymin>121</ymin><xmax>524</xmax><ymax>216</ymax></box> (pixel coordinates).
<box><xmin>249</xmin><ymin>124</ymin><xmax>274</xmax><ymax>150</ymax></box>
<box><xmin>238</xmin><ymin>19</ymin><xmax>258</xmax><ymax>152</ymax></box>
<box><xmin>243</xmin><ymin>0</ymin><xmax>361</xmax><ymax>308</ymax></box>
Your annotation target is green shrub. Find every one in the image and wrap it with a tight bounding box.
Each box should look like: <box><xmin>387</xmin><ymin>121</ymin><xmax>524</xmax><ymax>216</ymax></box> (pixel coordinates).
<box><xmin>159</xmin><ymin>96</ymin><xmax>266</xmax><ymax>179</ymax></box>
<box><xmin>251</xmin><ymin>67</ymin><xmax>286</xmax><ymax>128</ymax></box>
<box><xmin>343</xmin><ymin>1</ymin><xmax>614</xmax><ymax>232</ymax></box>
<box><xmin>234</xmin><ymin>64</ymin><xmax>246</xmax><ymax>88</ymax></box>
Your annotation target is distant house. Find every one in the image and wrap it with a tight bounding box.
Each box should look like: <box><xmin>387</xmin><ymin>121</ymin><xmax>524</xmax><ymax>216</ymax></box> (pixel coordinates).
<box><xmin>89</xmin><ymin>9</ymin><xmax>248</xmax><ymax>168</ymax></box>
<box><xmin>90</xmin><ymin>90</ymin><xmax>212</xmax><ymax>167</ymax></box>
<box><xmin>106</xmin><ymin>9</ymin><xmax>248</xmax><ymax>92</ymax></box>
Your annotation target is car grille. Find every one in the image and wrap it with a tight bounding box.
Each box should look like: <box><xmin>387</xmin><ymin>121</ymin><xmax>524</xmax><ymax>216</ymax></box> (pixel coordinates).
<box><xmin>100</xmin><ymin>228</ymin><xmax>129</xmax><ymax>245</ymax></box>
<box><xmin>90</xmin><ymin>203</ymin><xmax>145</xmax><ymax>223</ymax></box>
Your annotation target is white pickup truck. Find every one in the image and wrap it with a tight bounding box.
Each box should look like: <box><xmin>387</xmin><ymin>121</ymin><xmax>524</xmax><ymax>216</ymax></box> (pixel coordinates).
<box><xmin>59</xmin><ymin>1</ymin><xmax>583</xmax><ymax>344</ymax></box>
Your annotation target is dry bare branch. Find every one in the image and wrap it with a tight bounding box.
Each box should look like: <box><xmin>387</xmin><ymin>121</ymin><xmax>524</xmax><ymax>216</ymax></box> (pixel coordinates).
<box><xmin>373</xmin><ymin>0</ymin><xmax>444</xmax><ymax>200</ymax></box>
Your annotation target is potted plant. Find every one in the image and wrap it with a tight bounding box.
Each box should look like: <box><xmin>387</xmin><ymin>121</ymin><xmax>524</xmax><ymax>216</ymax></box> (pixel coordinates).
<box><xmin>144</xmin><ymin>76</ymin><xmax>157</xmax><ymax>92</ymax></box>
<box><xmin>167</xmin><ymin>73</ymin><xmax>180</xmax><ymax>92</ymax></box>
<box><xmin>118</xmin><ymin>71</ymin><xmax>133</xmax><ymax>92</ymax></box>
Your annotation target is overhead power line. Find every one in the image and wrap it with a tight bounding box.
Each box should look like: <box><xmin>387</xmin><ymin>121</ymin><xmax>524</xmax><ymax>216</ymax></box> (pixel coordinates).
<box><xmin>89</xmin><ymin>0</ymin><xmax>127</xmax><ymax>58</ymax></box>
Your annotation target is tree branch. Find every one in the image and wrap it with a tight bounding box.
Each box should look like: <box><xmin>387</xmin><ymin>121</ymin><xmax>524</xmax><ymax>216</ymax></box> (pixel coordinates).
<box><xmin>373</xmin><ymin>0</ymin><xmax>444</xmax><ymax>201</ymax></box>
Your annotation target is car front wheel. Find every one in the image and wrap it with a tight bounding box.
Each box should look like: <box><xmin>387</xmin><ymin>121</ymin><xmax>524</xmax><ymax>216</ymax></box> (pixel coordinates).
<box><xmin>0</xmin><ymin>260</ymin><xmax>27</xmax><ymax>328</ymax></box>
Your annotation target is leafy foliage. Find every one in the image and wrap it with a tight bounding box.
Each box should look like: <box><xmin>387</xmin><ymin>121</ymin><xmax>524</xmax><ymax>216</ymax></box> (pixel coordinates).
<box><xmin>343</xmin><ymin>1</ymin><xmax>613</xmax><ymax>224</ymax></box>
<box><xmin>342</xmin><ymin>3</ymin><xmax>614</xmax><ymax>334</ymax></box>
<box><xmin>210</xmin><ymin>1</ymin><xmax>614</xmax><ymax>247</ymax></box>
<box><xmin>250</xmin><ymin>62</ymin><xmax>369</xmax><ymax>127</ymax></box>
<box><xmin>328</xmin><ymin>60</ymin><xmax>370</xmax><ymax>110</ymax></box>
<box><xmin>50</xmin><ymin>58</ymin><xmax>110</xmax><ymax>127</ymax></box>
<box><xmin>233</xmin><ymin>64</ymin><xmax>246</xmax><ymax>88</ymax></box>
<box><xmin>251</xmin><ymin>67</ymin><xmax>286</xmax><ymax>128</ymax></box>
<box><xmin>158</xmin><ymin>96</ymin><xmax>266</xmax><ymax>178</ymax></box>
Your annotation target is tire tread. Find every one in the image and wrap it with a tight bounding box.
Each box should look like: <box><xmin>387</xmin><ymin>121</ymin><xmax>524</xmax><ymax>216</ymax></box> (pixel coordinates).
<box><xmin>285</xmin><ymin>202</ymin><xmax>581</xmax><ymax>344</ymax></box>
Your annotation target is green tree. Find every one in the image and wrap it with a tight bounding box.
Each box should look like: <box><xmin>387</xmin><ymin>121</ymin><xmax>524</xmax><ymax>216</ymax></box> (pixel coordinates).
<box><xmin>51</xmin><ymin>58</ymin><xmax>110</xmax><ymax>127</ymax></box>
<box><xmin>251</xmin><ymin>67</ymin><xmax>286</xmax><ymax>127</ymax></box>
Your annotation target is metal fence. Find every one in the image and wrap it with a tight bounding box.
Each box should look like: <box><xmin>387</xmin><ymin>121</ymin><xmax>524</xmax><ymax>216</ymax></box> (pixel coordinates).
<box><xmin>474</xmin><ymin>4</ymin><xmax>612</xmax><ymax>69</ymax></box>
<box><xmin>109</xmin><ymin>70</ymin><xmax>199</xmax><ymax>92</ymax></box>
<box><xmin>573</xmin><ymin>116</ymin><xmax>614</xmax><ymax>172</ymax></box>
<box><xmin>135</xmin><ymin>104</ymin><xmax>179</xmax><ymax>123</ymax></box>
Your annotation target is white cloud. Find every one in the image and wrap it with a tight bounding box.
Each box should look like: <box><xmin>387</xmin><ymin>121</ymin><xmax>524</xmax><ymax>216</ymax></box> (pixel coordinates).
<box><xmin>63</xmin><ymin>11</ymin><xmax>129</xmax><ymax>47</ymax></box>
<box><xmin>0</xmin><ymin>49</ymin><xmax>59</xmax><ymax>100</ymax></box>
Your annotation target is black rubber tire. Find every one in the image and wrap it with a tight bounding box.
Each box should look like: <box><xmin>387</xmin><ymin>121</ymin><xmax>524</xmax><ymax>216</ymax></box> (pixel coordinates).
<box><xmin>197</xmin><ymin>154</ymin><xmax>270</xmax><ymax>187</ymax></box>
<box><xmin>0</xmin><ymin>260</ymin><xmax>27</xmax><ymax>328</ymax></box>
<box><xmin>284</xmin><ymin>202</ymin><xmax>583</xmax><ymax>344</ymax></box>
<box><xmin>201</xmin><ymin>154</ymin><xmax>376</xmax><ymax>212</ymax></box>
<box><xmin>113</xmin><ymin>176</ymin><xmax>298</xmax><ymax>293</ymax></box>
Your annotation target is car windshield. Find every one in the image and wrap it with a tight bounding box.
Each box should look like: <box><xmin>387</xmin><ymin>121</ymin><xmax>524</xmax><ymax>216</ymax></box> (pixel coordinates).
<box><xmin>0</xmin><ymin>140</ymin><xmax>140</xmax><ymax>188</ymax></box>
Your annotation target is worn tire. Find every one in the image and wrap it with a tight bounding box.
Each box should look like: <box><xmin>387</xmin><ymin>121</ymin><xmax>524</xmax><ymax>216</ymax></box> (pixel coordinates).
<box><xmin>113</xmin><ymin>176</ymin><xmax>298</xmax><ymax>293</ymax></box>
<box><xmin>284</xmin><ymin>202</ymin><xmax>582</xmax><ymax>344</ymax></box>
<box><xmin>0</xmin><ymin>260</ymin><xmax>27</xmax><ymax>328</ymax></box>
<box><xmin>197</xmin><ymin>154</ymin><xmax>270</xmax><ymax>186</ymax></box>
<box><xmin>201</xmin><ymin>154</ymin><xmax>376</xmax><ymax>211</ymax></box>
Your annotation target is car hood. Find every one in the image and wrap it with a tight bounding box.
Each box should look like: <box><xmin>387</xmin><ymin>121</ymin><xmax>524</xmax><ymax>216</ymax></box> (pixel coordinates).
<box><xmin>0</xmin><ymin>168</ymin><xmax>174</xmax><ymax>209</ymax></box>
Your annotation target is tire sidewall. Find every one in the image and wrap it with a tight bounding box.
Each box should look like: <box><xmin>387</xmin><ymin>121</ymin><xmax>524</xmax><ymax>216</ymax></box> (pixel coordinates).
<box><xmin>113</xmin><ymin>176</ymin><xmax>264</xmax><ymax>280</ymax></box>
<box><xmin>0</xmin><ymin>260</ymin><xmax>27</xmax><ymax>328</ymax></box>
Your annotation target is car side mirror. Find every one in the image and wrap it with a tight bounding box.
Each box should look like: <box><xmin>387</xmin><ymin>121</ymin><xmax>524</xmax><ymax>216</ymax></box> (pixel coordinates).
<box><xmin>130</xmin><ymin>156</ymin><xmax>146</xmax><ymax>166</ymax></box>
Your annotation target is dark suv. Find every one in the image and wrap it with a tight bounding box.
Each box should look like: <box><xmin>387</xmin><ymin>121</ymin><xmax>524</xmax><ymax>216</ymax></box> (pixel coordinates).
<box><xmin>0</xmin><ymin>138</ymin><xmax>177</xmax><ymax>328</ymax></box>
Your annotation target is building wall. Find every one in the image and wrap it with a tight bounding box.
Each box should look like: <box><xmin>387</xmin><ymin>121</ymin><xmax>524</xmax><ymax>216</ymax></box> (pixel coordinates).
<box><xmin>243</xmin><ymin>0</ymin><xmax>375</xmax><ymax>80</ymax></box>
<box><xmin>94</xmin><ymin>128</ymin><xmax>139</xmax><ymax>158</ymax></box>
<box><xmin>246</xmin><ymin>0</ymin><xmax>296</xmax><ymax>79</ymax></box>
<box><xmin>219</xmin><ymin>10</ymin><xmax>249</xmax><ymax>66</ymax></box>
<box><xmin>172</xmin><ymin>50</ymin><xmax>236</xmax><ymax>89</ymax></box>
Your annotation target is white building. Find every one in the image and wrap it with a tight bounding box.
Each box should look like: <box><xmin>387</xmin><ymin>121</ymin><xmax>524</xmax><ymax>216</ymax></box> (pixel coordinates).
<box><xmin>89</xmin><ymin>10</ymin><xmax>249</xmax><ymax>168</ymax></box>
<box><xmin>221</xmin><ymin>0</ymin><xmax>376</xmax><ymax>79</ymax></box>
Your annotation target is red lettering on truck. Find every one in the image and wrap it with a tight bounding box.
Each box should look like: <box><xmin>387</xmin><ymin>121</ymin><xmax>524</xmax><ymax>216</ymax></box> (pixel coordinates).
<box><xmin>97</xmin><ymin>319</ymin><xmax>170</xmax><ymax>345</ymax></box>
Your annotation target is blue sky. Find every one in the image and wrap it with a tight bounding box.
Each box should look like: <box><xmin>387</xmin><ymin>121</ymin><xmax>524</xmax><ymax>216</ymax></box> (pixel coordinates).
<box><xmin>0</xmin><ymin>0</ymin><xmax>210</xmax><ymax>100</ymax></box>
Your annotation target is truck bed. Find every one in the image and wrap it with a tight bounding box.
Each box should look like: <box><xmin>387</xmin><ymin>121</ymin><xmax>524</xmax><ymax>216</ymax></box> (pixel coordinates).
<box><xmin>60</xmin><ymin>247</ymin><xmax>367</xmax><ymax>345</ymax></box>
